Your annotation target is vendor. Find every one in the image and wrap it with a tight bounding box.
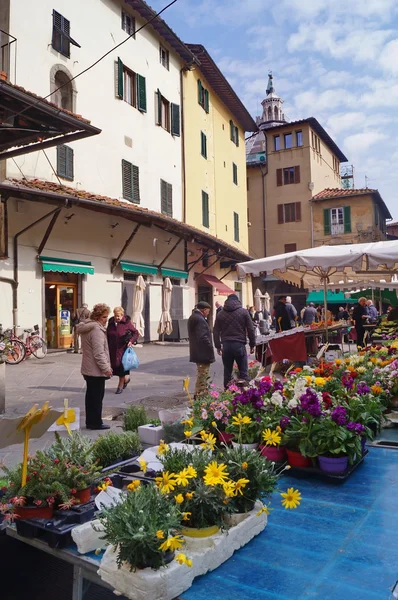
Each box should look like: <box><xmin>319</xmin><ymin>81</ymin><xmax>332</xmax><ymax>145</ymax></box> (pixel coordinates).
<box><xmin>352</xmin><ymin>297</ymin><xmax>369</xmax><ymax>348</ymax></box>
<box><xmin>274</xmin><ymin>296</ymin><xmax>292</xmax><ymax>332</ymax></box>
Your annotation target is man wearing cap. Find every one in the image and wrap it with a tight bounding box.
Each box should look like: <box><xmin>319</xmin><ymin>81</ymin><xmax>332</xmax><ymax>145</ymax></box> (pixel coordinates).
<box><xmin>213</xmin><ymin>294</ymin><xmax>256</xmax><ymax>389</ymax></box>
<box><xmin>188</xmin><ymin>301</ymin><xmax>215</xmax><ymax>397</ymax></box>
<box><xmin>274</xmin><ymin>296</ymin><xmax>292</xmax><ymax>332</ymax></box>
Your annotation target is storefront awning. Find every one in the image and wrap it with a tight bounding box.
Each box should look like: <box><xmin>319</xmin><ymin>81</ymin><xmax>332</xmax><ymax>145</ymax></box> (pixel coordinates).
<box><xmin>306</xmin><ymin>291</ymin><xmax>355</xmax><ymax>304</ymax></box>
<box><xmin>39</xmin><ymin>256</ymin><xmax>94</xmax><ymax>275</ymax></box>
<box><xmin>120</xmin><ymin>261</ymin><xmax>158</xmax><ymax>275</ymax></box>
<box><xmin>161</xmin><ymin>268</ymin><xmax>188</xmax><ymax>279</ymax></box>
<box><xmin>199</xmin><ymin>274</ymin><xmax>234</xmax><ymax>296</ymax></box>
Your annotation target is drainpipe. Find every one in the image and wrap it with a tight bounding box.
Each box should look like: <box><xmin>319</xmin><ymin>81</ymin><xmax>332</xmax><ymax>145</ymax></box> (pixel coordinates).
<box><xmin>310</xmin><ymin>200</ymin><xmax>314</xmax><ymax>247</ymax></box>
<box><xmin>180</xmin><ymin>66</ymin><xmax>187</xmax><ymax>224</ymax></box>
<box><xmin>12</xmin><ymin>204</ymin><xmax>67</xmax><ymax>331</ymax></box>
<box><xmin>259</xmin><ymin>162</ymin><xmax>267</xmax><ymax>256</ymax></box>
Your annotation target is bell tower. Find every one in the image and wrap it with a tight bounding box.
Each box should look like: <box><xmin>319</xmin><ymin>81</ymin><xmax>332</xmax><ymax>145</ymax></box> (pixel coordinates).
<box><xmin>260</xmin><ymin>73</ymin><xmax>287</xmax><ymax>129</ymax></box>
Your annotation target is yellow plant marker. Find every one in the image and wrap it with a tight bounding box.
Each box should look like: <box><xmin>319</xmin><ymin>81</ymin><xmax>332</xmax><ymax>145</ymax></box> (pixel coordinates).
<box><xmin>183</xmin><ymin>376</ymin><xmax>193</xmax><ymax>405</ymax></box>
<box><xmin>55</xmin><ymin>398</ymin><xmax>76</xmax><ymax>436</ymax></box>
<box><xmin>16</xmin><ymin>402</ymin><xmax>51</xmax><ymax>486</ymax></box>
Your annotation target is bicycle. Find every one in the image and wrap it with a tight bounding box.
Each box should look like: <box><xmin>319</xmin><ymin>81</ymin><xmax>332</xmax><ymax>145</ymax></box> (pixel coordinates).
<box><xmin>20</xmin><ymin>326</ymin><xmax>48</xmax><ymax>359</ymax></box>
<box><xmin>0</xmin><ymin>324</ymin><xmax>26</xmax><ymax>365</ymax></box>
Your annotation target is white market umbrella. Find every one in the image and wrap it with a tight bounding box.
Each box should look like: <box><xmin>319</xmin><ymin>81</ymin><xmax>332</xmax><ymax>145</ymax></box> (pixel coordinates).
<box><xmin>254</xmin><ymin>289</ymin><xmax>262</xmax><ymax>312</ymax></box>
<box><xmin>158</xmin><ymin>277</ymin><xmax>173</xmax><ymax>336</ymax></box>
<box><xmin>132</xmin><ymin>275</ymin><xmax>146</xmax><ymax>337</ymax></box>
<box><xmin>264</xmin><ymin>292</ymin><xmax>271</xmax><ymax>312</ymax></box>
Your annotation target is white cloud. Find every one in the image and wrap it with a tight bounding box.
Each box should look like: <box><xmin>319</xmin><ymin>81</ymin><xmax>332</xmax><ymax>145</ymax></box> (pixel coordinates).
<box><xmin>326</xmin><ymin>112</ymin><xmax>367</xmax><ymax>135</ymax></box>
<box><xmin>379</xmin><ymin>40</ymin><xmax>398</xmax><ymax>74</ymax></box>
<box><xmin>294</xmin><ymin>88</ymin><xmax>355</xmax><ymax>113</ymax></box>
<box><xmin>344</xmin><ymin>132</ymin><xmax>387</xmax><ymax>156</ymax></box>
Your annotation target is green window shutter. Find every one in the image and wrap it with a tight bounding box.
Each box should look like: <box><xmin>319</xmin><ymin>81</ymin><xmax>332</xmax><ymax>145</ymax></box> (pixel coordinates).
<box><xmin>161</xmin><ymin>179</ymin><xmax>167</xmax><ymax>213</ymax></box>
<box><xmin>230</xmin><ymin>120</ymin><xmax>234</xmax><ymax>142</ymax></box>
<box><xmin>233</xmin><ymin>162</ymin><xmax>238</xmax><ymax>185</ymax></box>
<box><xmin>204</xmin><ymin>89</ymin><xmax>209</xmax><ymax>113</ymax></box>
<box><xmin>57</xmin><ymin>145</ymin><xmax>67</xmax><ymax>178</ymax></box>
<box><xmin>137</xmin><ymin>74</ymin><xmax>147</xmax><ymax>112</ymax></box>
<box><xmin>117</xmin><ymin>57</ymin><xmax>124</xmax><ymax>99</ymax></box>
<box><xmin>344</xmin><ymin>206</ymin><xmax>351</xmax><ymax>233</ymax></box>
<box><xmin>171</xmin><ymin>103</ymin><xmax>180</xmax><ymax>136</ymax></box>
<box><xmin>202</xmin><ymin>191</ymin><xmax>209</xmax><ymax>228</ymax></box>
<box><xmin>156</xmin><ymin>89</ymin><xmax>162</xmax><ymax>125</ymax></box>
<box><xmin>234</xmin><ymin>211</ymin><xmax>239</xmax><ymax>242</ymax></box>
<box><xmin>374</xmin><ymin>204</ymin><xmax>379</xmax><ymax>226</ymax></box>
<box><xmin>324</xmin><ymin>208</ymin><xmax>331</xmax><ymax>235</ymax></box>
<box><xmin>122</xmin><ymin>159</ymin><xmax>133</xmax><ymax>201</ymax></box>
<box><xmin>132</xmin><ymin>164</ymin><xmax>140</xmax><ymax>204</ymax></box>
<box><xmin>166</xmin><ymin>183</ymin><xmax>173</xmax><ymax>217</ymax></box>
<box><xmin>65</xmin><ymin>146</ymin><xmax>74</xmax><ymax>181</ymax></box>
<box><xmin>235</xmin><ymin>125</ymin><xmax>239</xmax><ymax>147</ymax></box>
<box><xmin>201</xmin><ymin>131</ymin><xmax>207</xmax><ymax>158</ymax></box>
<box><xmin>197</xmin><ymin>79</ymin><xmax>203</xmax><ymax>105</ymax></box>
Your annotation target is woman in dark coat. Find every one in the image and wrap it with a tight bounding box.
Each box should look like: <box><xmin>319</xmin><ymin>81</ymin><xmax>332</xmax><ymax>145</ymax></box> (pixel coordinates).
<box><xmin>107</xmin><ymin>306</ymin><xmax>139</xmax><ymax>394</ymax></box>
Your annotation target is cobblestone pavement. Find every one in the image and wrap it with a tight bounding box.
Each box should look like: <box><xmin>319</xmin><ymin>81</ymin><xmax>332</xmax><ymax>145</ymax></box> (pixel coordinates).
<box><xmin>0</xmin><ymin>343</ymin><xmax>224</xmax><ymax>467</ymax></box>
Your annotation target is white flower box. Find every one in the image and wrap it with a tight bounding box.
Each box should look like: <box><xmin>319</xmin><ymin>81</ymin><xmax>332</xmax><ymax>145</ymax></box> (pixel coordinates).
<box><xmin>138</xmin><ymin>424</ymin><xmax>165</xmax><ymax>446</ymax></box>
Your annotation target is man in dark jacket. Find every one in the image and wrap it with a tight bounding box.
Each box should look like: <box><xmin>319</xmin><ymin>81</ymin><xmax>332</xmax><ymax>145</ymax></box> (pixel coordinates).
<box><xmin>213</xmin><ymin>294</ymin><xmax>256</xmax><ymax>389</ymax></box>
<box><xmin>274</xmin><ymin>296</ymin><xmax>291</xmax><ymax>332</ymax></box>
<box><xmin>352</xmin><ymin>297</ymin><xmax>369</xmax><ymax>348</ymax></box>
<box><xmin>188</xmin><ymin>301</ymin><xmax>215</xmax><ymax>397</ymax></box>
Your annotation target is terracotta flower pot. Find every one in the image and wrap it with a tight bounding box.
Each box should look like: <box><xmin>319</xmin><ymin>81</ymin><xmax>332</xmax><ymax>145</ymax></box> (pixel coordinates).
<box><xmin>72</xmin><ymin>487</ymin><xmax>91</xmax><ymax>504</ymax></box>
<box><xmin>286</xmin><ymin>449</ymin><xmax>312</xmax><ymax>468</ymax></box>
<box><xmin>15</xmin><ymin>504</ymin><xmax>54</xmax><ymax>520</ymax></box>
<box><xmin>259</xmin><ymin>445</ymin><xmax>287</xmax><ymax>462</ymax></box>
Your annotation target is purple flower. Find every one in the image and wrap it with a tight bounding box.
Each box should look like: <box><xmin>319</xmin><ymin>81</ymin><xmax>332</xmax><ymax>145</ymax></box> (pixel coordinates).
<box><xmin>342</xmin><ymin>375</ymin><xmax>354</xmax><ymax>390</ymax></box>
<box><xmin>255</xmin><ymin>416</ymin><xmax>262</xmax><ymax>422</ymax></box>
<box><xmin>299</xmin><ymin>388</ymin><xmax>323</xmax><ymax>417</ymax></box>
<box><xmin>280</xmin><ymin>416</ymin><xmax>291</xmax><ymax>430</ymax></box>
<box><xmin>346</xmin><ymin>421</ymin><xmax>366</xmax><ymax>435</ymax></box>
<box><xmin>357</xmin><ymin>381</ymin><xmax>371</xmax><ymax>396</ymax></box>
<box><xmin>273</xmin><ymin>381</ymin><xmax>284</xmax><ymax>392</ymax></box>
<box><xmin>331</xmin><ymin>406</ymin><xmax>348</xmax><ymax>425</ymax></box>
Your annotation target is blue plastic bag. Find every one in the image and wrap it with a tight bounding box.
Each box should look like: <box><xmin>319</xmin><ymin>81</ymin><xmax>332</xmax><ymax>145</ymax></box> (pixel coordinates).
<box><xmin>122</xmin><ymin>347</ymin><xmax>139</xmax><ymax>371</ymax></box>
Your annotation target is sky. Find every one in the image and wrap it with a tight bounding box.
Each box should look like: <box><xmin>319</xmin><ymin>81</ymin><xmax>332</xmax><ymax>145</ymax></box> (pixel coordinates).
<box><xmin>150</xmin><ymin>0</ymin><xmax>398</xmax><ymax>220</ymax></box>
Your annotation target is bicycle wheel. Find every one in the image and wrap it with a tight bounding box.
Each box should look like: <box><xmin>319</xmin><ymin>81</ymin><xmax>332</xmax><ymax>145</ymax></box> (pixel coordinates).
<box><xmin>30</xmin><ymin>336</ymin><xmax>47</xmax><ymax>359</ymax></box>
<box><xmin>4</xmin><ymin>339</ymin><xmax>26</xmax><ymax>365</ymax></box>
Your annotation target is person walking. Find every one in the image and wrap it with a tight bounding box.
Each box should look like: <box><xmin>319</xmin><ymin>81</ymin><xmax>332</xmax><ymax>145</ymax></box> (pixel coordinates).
<box><xmin>352</xmin><ymin>297</ymin><xmax>369</xmax><ymax>349</ymax></box>
<box><xmin>303</xmin><ymin>302</ymin><xmax>317</xmax><ymax>326</ymax></box>
<box><xmin>213</xmin><ymin>294</ymin><xmax>256</xmax><ymax>389</ymax></box>
<box><xmin>76</xmin><ymin>303</ymin><xmax>113</xmax><ymax>430</ymax></box>
<box><xmin>274</xmin><ymin>296</ymin><xmax>292</xmax><ymax>332</ymax></box>
<box><xmin>107</xmin><ymin>306</ymin><xmax>139</xmax><ymax>395</ymax></box>
<box><xmin>71</xmin><ymin>303</ymin><xmax>90</xmax><ymax>353</ymax></box>
<box><xmin>285</xmin><ymin>296</ymin><xmax>298</xmax><ymax>328</ymax></box>
<box><xmin>215</xmin><ymin>301</ymin><xmax>223</xmax><ymax>314</ymax></box>
<box><xmin>337</xmin><ymin>306</ymin><xmax>350</xmax><ymax>321</ymax></box>
<box><xmin>188</xmin><ymin>301</ymin><xmax>215</xmax><ymax>398</ymax></box>
<box><xmin>367</xmin><ymin>300</ymin><xmax>378</xmax><ymax>323</ymax></box>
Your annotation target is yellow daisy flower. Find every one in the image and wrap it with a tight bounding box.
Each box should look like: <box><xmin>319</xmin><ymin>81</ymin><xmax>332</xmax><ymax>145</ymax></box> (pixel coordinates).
<box><xmin>185</xmin><ymin>466</ymin><xmax>197</xmax><ymax>478</ymax></box>
<box><xmin>184</xmin><ymin>430</ymin><xmax>192</xmax><ymax>438</ymax></box>
<box><xmin>281</xmin><ymin>487</ymin><xmax>302</xmax><ymax>510</ymax></box>
<box><xmin>127</xmin><ymin>480</ymin><xmax>141</xmax><ymax>491</ymax></box>
<box><xmin>175</xmin><ymin>493</ymin><xmax>184</xmax><ymax>504</ymax></box>
<box><xmin>232</xmin><ymin>413</ymin><xmax>252</xmax><ymax>426</ymax></box>
<box><xmin>233</xmin><ymin>478</ymin><xmax>250</xmax><ymax>496</ymax></box>
<box><xmin>182</xmin><ymin>511</ymin><xmax>191</xmax><ymax>521</ymax></box>
<box><xmin>175</xmin><ymin>553</ymin><xmax>193</xmax><ymax>567</ymax></box>
<box><xmin>185</xmin><ymin>491</ymin><xmax>194</xmax><ymax>500</ymax></box>
<box><xmin>223</xmin><ymin>479</ymin><xmax>236</xmax><ymax>498</ymax></box>
<box><xmin>200</xmin><ymin>432</ymin><xmax>217</xmax><ymax>451</ymax></box>
<box><xmin>157</xmin><ymin>440</ymin><xmax>169</xmax><ymax>456</ymax></box>
<box><xmin>156</xmin><ymin>530</ymin><xmax>165</xmax><ymax>539</ymax></box>
<box><xmin>262</xmin><ymin>428</ymin><xmax>282</xmax><ymax>447</ymax></box>
<box><xmin>176</xmin><ymin>469</ymin><xmax>190</xmax><ymax>487</ymax></box>
<box><xmin>155</xmin><ymin>471</ymin><xmax>178</xmax><ymax>494</ymax></box>
<box><xmin>158</xmin><ymin>535</ymin><xmax>184</xmax><ymax>552</ymax></box>
<box><xmin>203</xmin><ymin>461</ymin><xmax>229</xmax><ymax>486</ymax></box>
<box><xmin>138</xmin><ymin>458</ymin><xmax>147</xmax><ymax>473</ymax></box>
<box><xmin>212</xmin><ymin>421</ymin><xmax>217</xmax><ymax>427</ymax></box>
<box><xmin>241</xmin><ymin>462</ymin><xmax>248</xmax><ymax>470</ymax></box>
<box><xmin>181</xmin><ymin>418</ymin><xmax>194</xmax><ymax>428</ymax></box>
<box><xmin>256</xmin><ymin>505</ymin><xmax>271</xmax><ymax>517</ymax></box>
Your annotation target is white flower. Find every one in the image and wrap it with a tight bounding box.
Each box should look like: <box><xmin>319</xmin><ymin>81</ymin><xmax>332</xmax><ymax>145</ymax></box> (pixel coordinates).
<box><xmin>357</xmin><ymin>367</ymin><xmax>366</xmax><ymax>374</ymax></box>
<box><xmin>270</xmin><ymin>391</ymin><xmax>284</xmax><ymax>407</ymax></box>
<box><xmin>287</xmin><ymin>398</ymin><xmax>298</xmax><ymax>409</ymax></box>
<box><xmin>139</xmin><ymin>527</ymin><xmax>144</xmax><ymax>532</ymax></box>
<box><xmin>303</xmin><ymin>366</ymin><xmax>314</xmax><ymax>372</ymax></box>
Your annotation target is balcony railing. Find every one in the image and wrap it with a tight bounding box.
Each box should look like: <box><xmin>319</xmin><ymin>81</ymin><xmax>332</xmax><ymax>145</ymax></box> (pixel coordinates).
<box><xmin>0</xmin><ymin>29</ymin><xmax>17</xmax><ymax>82</ymax></box>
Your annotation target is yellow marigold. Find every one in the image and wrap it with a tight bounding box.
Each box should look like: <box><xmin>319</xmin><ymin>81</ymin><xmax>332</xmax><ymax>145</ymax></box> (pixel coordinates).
<box><xmin>127</xmin><ymin>480</ymin><xmax>141</xmax><ymax>491</ymax></box>
<box><xmin>175</xmin><ymin>493</ymin><xmax>184</xmax><ymax>504</ymax></box>
<box><xmin>138</xmin><ymin>458</ymin><xmax>147</xmax><ymax>473</ymax></box>
<box><xmin>203</xmin><ymin>461</ymin><xmax>229</xmax><ymax>486</ymax></box>
<box><xmin>335</xmin><ymin>359</ymin><xmax>342</xmax><ymax>366</ymax></box>
<box><xmin>371</xmin><ymin>385</ymin><xmax>383</xmax><ymax>394</ymax></box>
<box><xmin>159</xmin><ymin>535</ymin><xmax>184</xmax><ymax>552</ymax></box>
<box><xmin>241</xmin><ymin>462</ymin><xmax>248</xmax><ymax>470</ymax></box>
<box><xmin>156</xmin><ymin>530</ymin><xmax>165</xmax><ymax>539</ymax></box>
<box><xmin>185</xmin><ymin>491</ymin><xmax>194</xmax><ymax>500</ymax></box>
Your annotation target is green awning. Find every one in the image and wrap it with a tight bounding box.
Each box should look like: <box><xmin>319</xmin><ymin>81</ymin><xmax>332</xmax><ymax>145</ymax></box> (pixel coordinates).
<box><xmin>39</xmin><ymin>255</ymin><xmax>94</xmax><ymax>275</ymax></box>
<box><xmin>306</xmin><ymin>291</ymin><xmax>356</xmax><ymax>304</ymax></box>
<box><xmin>161</xmin><ymin>268</ymin><xmax>188</xmax><ymax>279</ymax></box>
<box><xmin>120</xmin><ymin>261</ymin><xmax>158</xmax><ymax>275</ymax></box>
<box><xmin>351</xmin><ymin>289</ymin><xmax>398</xmax><ymax>306</ymax></box>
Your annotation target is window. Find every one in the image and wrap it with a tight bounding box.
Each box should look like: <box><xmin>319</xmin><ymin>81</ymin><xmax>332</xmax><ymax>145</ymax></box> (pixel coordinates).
<box><xmin>201</xmin><ymin>131</ymin><xmax>207</xmax><ymax>159</ymax></box>
<box><xmin>276</xmin><ymin>165</ymin><xmax>300</xmax><ymax>186</ymax></box>
<box><xmin>160</xmin><ymin>45</ymin><xmax>169</xmax><ymax>69</ymax></box>
<box><xmin>233</xmin><ymin>212</ymin><xmax>240</xmax><ymax>242</ymax></box>
<box><xmin>333</xmin><ymin>156</ymin><xmax>340</xmax><ymax>173</ymax></box>
<box><xmin>324</xmin><ymin>206</ymin><xmax>351</xmax><ymax>235</ymax></box>
<box><xmin>57</xmin><ymin>145</ymin><xmax>74</xmax><ymax>181</ymax></box>
<box><xmin>160</xmin><ymin>179</ymin><xmax>173</xmax><ymax>217</ymax></box>
<box><xmin>156</xmin><ymin>90</ymin><xmax>180</xmax><ymax>136</ymax></box>
<box><xmin>116</xmin><ymin>58</ymin><xmax>146</xmax><ymax>112</ymax></box>
<box><xmin>121</xmin><ymin>10</ymin><xmax>135</xmax><ymax>36</ymax></box>
<box><xmin>202</xmin><ymin>191</ymin><xmax>209</xmax><ymax>228</ymax></box>
<box><xmin>296</xmin><ymin>131</ymin><xmax>303</xmax><ymax>147</ymax></box>
<box><xmin>53</xmin><ymin>70</ymin><xmax>73</xmax><ymax>111</ymax></box>
<box><xmin>274</xmin><ymin>135</ymin><xmax>280</xmax><ymax>151</ymax></box>
<box><xmin>197</xmin><ymin>80</ymin><xmax>209</xmax><ymax>113</ymax></box>
<box><xmin>277</xmin><ymin>202</ymin><xmax>302</xmax><ymax>224</ymax></box>
<box><xmin>122</xmin><ymin>159</ymin><xmax>140</xmax><ymax>203</ymax></box>
<box><xmin>233</xmin><ymin>162</ymin><xmax>238</xmax><ymax>185</ymax></box>
<box><xmin>52</xmin><ymin>10</ymin><xmax>80</xmax><ymax>58</ymax></box>
<box><xmin>284</xmin><ymin>133</ymin><xmax>292</xmax><ymax>149</ymax></box>
<box><xmin>284</xmin><ymin>243</ymin><xmax>297</xmax><ymax>253</ymax></box>
<box><xmin>311</xmin><ymin>131</ymin><xmax>321</xmax><ymax>153</ymax></box>
<box><xmin>229</xmin><ymin>120</ymin><xmax>239</xmax><ymax>146</ymax></box>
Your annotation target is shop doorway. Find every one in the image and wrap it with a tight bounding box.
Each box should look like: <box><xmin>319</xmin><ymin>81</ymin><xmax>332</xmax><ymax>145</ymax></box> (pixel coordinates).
<box><xmin>45</xmin><ymin>273</ymin><xmax>78</xmax><ymax>349</ymax></box>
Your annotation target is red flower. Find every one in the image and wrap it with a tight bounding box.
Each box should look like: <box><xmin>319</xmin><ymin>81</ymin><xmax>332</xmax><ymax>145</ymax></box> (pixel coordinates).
<box><xmin>71</xmin><ymin>489</ymin><xmax>77</xmax><ymax>495</ymax></box>
<box><xmin>322</xmin><ymin>392</ymin><xmax>333</xmax><ymax>409</ymax></box>
<box><xmin>26</xmin><ymin>476</ymin><xmax>31</xmax><ymax>482</ymax></box>
<box><xmin>1</xmin><ymin>486</ymin><xmax>7</xmax><ymax>491</ymax></box>
<box><xmin>46</xmin><ymin>497</ymin><xmax>55</xmax><ymax>506</ymax></box>
<box><xmin>34</xmin><ymin>500</ymin><xmax>42</xmax><ymax>506</ymax></box>
<box><xmin>54</xmin><ymin>459</ymin><xmax>60</xmax><ymax>464</ymax></box>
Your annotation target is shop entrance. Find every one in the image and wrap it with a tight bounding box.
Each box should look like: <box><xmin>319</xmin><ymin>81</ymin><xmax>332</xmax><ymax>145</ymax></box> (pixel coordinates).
<box><xmin>45</xmin><ymin>273</ymin><xmax>78</xmax><ymax>349</ymax></box>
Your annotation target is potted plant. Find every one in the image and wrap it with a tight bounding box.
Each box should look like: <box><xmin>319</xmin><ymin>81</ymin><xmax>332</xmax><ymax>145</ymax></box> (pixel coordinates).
<box><xmin>98</xmin><ymin>483</ymin><xmax>186</xmax><ymax>571</ymax></box>
<box><xmin>259</xmin><ymin>426</ymin><xmax>286</xmax><ymax>462</ymax></box>
<box><xmin>192</xmin><ymin>390</ymin><xmax>234</xmax><ymax>443</ymax></box>
<box><xmin>123</xmin><ymin>405</ymin><xmax>149</xmax><ymax>432</ymax></box>
<box><xmin>226</xmin><ymin>409</ymin><xmax>261</xmax><ymax>450</ymax></box>
<box><xmin>92</xmin><ymin>431</ymin><xmax>141</xmax><ymax>470</ymax></box>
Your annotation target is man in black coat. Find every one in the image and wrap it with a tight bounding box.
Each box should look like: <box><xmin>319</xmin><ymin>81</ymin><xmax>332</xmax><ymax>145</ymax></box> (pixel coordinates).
<box><xmin>274</xmin><ymin>296</ymin><xmax>292</xmax><ymax>332</ymax></box>
<box><xmin>188</xmin><ymin>301</ymin><xmax>215</xmax><ymax>397</ymax></box>
<box><xmin>352</xmin><ymin>297</ymin><xmax>369</xmax><ymax>348</ymax></box>
<box><xmin>213</xmin><ymin>294</ymin><xmax>256</xmax><ymax>389</ymax></box>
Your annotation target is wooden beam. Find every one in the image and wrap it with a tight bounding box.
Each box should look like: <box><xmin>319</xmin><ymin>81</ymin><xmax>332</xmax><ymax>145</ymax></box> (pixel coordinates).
<box><xmin>194</xmin><ymin>257</ymin><xmax>221</xmax><ymax>280</ymax></box>
<box><xmin>37</xmin><ymin>209</ymin><xmax>62</xmax><ymax>255</ymax></box>
<box><xmin>111</xmin><ymin>223</ymin><xmax>141</xmax><ymax>272</ymax></box>
<box><xmin>157</xmin><ymin>238</ymin><xmax>182</xmax><ymax>270</ymax></box>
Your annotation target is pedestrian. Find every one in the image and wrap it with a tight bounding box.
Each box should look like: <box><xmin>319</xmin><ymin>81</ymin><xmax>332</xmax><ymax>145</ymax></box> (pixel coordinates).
<box><xmin>303</xmin><ymin>302</ymin><xmax>317</xmax><ymax>325</ymax></box>
<box><xmin>366</xmin><ymin>300</ymin><xmax>378</xmax><ymax>323</ymax></box>
<box><xmin>71</xmin><ymin>303</ymin><xmax>90</xmax><ymax>353</ymax></box>
<box><xmin>76</xmin><ymin>303</ymin><xmax>113</xmax><ymax>430</ymax></box>
<box><xmin>215</xmin><ymin>301</ymin><xmax>223</xmax><ymax>314</ymax></box>
<box><xmin>352</xmin><ymin>297</ymin><xmax>369</xmax><ymax>349</ymax></box>
<box><xmin>274</xmin><ymin>296</ymin><xmax>292</xmax><ymax>332</ymax></box>
<box><xmin>107</xmin><ymin>306</ymin><xmax>139</xmax><ymax>395</ymax></box>
<box><xmin>188</xmin><ymin>301</ymin><xmax>215</xmax><ymax>397</ymax></box>
<box><xmin>337</xmin><ymin>306</ymin><xmax>350</xmax><ymax>321</ymax></box>
<box><xmin>213</xmin><ymin>293</ymin><xmax>256</xmax><ymax>389</ymax></box>
<box><xmin>285</xmin><ymin>296</ymin><xmax>298</xmax><ymax>328</ymax></box>
<box><xmin>248</xmin><ymin>306</ymin><xmax>256</xmax><ymax>321</ymax></box>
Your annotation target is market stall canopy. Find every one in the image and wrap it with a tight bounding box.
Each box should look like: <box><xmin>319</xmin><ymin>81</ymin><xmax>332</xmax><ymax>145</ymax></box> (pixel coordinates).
<box><xmin>307</xmin><ymin>290</ymin><xmax>356</xmax><ymax>304</ymax></box>
<box><xmin>237</xmin><ymin>241</ymin><xmax>398</xmax><ymax>288</ymax></box>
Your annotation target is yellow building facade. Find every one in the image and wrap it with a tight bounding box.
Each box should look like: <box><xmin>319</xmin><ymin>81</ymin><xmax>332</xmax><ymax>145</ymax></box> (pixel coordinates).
<box><xmin>183</xmin><ymin>45</ymin><xmax>257</xmax><ymax>315</ymax></box>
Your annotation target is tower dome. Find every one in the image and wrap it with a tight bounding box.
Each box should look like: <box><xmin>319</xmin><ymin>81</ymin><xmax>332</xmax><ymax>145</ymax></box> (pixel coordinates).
<box><xmin>260</xmin><ymin>73</ymin><xmax>287</xmax><ymax>130</ymax></box>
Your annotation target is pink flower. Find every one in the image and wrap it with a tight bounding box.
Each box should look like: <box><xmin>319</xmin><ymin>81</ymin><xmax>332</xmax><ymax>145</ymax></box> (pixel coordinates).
<box><xmin>34</xmin><ymin>500</ymin><xmax>42</xmax><ymax>506</ymax></box>
<box><xmin>214</xmin><ymin>410</ymin><xmax>223</xmax><ymax>420</ymax></box>
<box><xmin>210</xmin><ymin>391</ymin><xmax>219</xmax><ymax>399</ymax></box>
<box><xmin>201</xmin><ymin>410</ymin><xmax>208</xmax><ymax>420</ymax></box>
<box><xmin>222</xmin><ymin>417</ymin><xmax>229</xmax><ymax>424</ymax></box>
<box><xmin>228</xmin><ymin>385</ymin><xmax>239</xmax><ymax>392</ymax></box>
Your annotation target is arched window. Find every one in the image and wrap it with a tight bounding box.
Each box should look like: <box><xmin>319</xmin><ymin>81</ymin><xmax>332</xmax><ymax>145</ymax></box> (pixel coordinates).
<box><xmin>267</xmin><ymin>106</ymin><xmax>272</xmax><ymax>121</ymax></box>
<box><xmin>274</xmin><ymin>106</ymin><xmax>279</xmax><ymax>121</ymax></box>
<box><xmin>50</xmin><ymin>65</ymin><xmax>77</xmax><ymax>112</ymax></box>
